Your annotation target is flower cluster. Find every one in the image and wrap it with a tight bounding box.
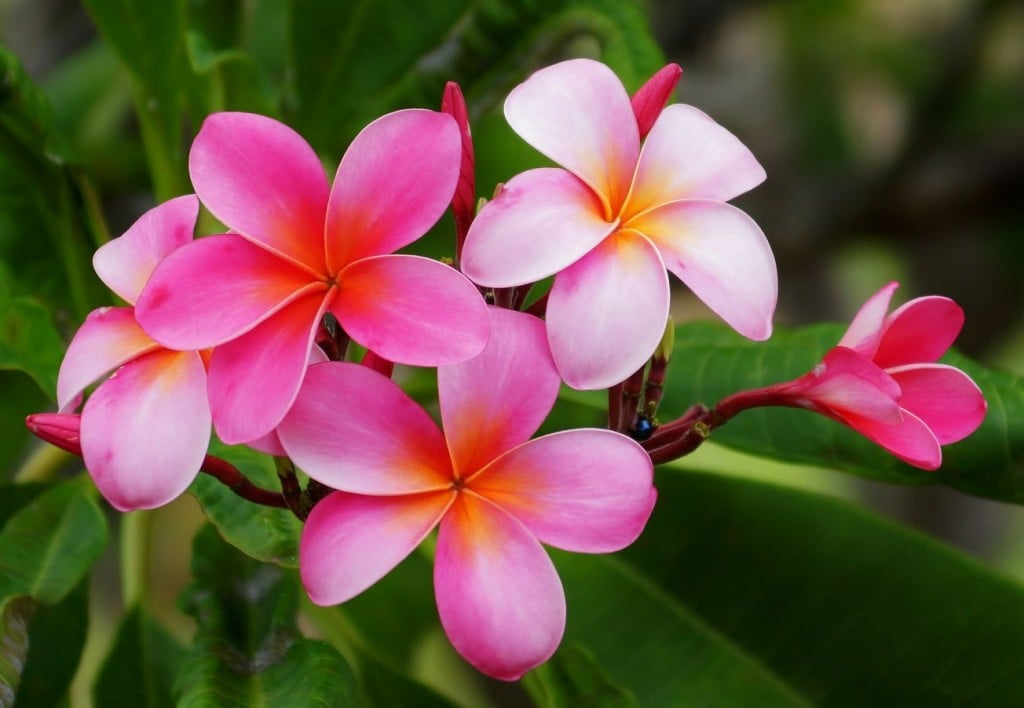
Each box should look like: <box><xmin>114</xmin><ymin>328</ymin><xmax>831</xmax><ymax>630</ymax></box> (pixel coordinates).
<box><xmin>27</xmin><ymin>58</ymin><xmax>986</xmax><ymax>679</ymax></box>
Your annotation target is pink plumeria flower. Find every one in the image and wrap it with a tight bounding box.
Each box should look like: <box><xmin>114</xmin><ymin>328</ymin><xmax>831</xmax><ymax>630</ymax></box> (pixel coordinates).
<box><xmin>53</xmin><ymin>196</ymin><xmax>212</xmax><ymax>510</ymax></box>
<box><xmin>756</xmin><ymin>282</ymin><xmax>986</xmax><ymax>469</ymax></box>
<box><xmin>276</xmin><ymin>308</ymin><xmax>656</xmax><ymax>680</ymax></box>
<box><xmin>135</xmin><ymin>110</ymin><xmax>490</xmax><ymax>444</ymax></box>
<box><xmin>461</xmin><ymin>58</ymin><xmax>776</xmax><ymax>390</ymax></box>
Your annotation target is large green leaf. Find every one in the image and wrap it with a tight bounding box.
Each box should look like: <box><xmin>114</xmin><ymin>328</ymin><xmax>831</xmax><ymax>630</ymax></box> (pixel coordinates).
<box><xmin>0</xmin><ymin>295</ymin><xmax>65</xmax><ymax>398</ymax></box>
<box><xmin>287</xmin><ymin>0</ymin><xmax>664</xmax><ymax>156</ymax></box>
<box><xmin>189</xmin><ymin>440</ymin><xmax>301</xmax><ymax>568</ymax></box>
<box><xmin>0</xmin><ymin>476</ymin><xmax>108</xmax><ymax>604</ymax></box>
<box><xmin>93</xmin><ymin>605</ymin><xmax>185</xmax><ymax>708</ymax></box>
<box><xmin>175</xmin><ymin>524</ymin><xmax>359</xmax><ymax>706</ymax></box>
<box><xmin>660</xmin><ymin>321</ymin><xmax>1024</xmax><ymax>503</ymax></box>
<box><xmin>615</xmin><ymin>470</ymin><xmax>1024</xmax><ymax>706</ymax></box>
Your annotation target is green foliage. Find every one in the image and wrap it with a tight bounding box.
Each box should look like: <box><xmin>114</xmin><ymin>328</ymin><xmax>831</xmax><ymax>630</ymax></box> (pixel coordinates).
<box><xmin>662</xmin><ymin>321</ymin><xmax>1024</xmax><ymax>503</ymax></box>
<box><xmin>0</xmin><ymin>295</ymin><xmax>66</xmax><ymax>398</ymax></box>
<box><xmin>93</xmin><ymin>605</ymin><xmax>185</xmax><ymax>708</ymax></box>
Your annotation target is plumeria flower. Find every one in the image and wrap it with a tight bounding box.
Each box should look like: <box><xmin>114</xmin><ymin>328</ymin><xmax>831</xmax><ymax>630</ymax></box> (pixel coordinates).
<box><xmin>276</xmin><ymin>308</ymin><xmax>656</xmax><ymax>679</ymax></box>
<box><xmin>461</xmin><ymin>58</ymin><xmax>776</xmax><ymax>390</ymax></box>
<box><xmin>739</xmin><ymin>282</ymin><xmax>986</xmax><ymax>469</ymax></box>
<box><xmin>135</xmin><ymin>110</ymin><xmax>490</xmax><ymax>444</ymax></box>
<box><xmin>51</xmin><ymin>196</ymin><xmax>211</xmax><ymax>510</ymax></box>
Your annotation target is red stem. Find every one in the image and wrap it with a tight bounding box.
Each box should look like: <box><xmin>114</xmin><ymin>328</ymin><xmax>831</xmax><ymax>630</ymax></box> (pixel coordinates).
<box><xmin>200</xmin><ymin>455</ymin><xmax>288</xmax><ymax>509</ymax></box>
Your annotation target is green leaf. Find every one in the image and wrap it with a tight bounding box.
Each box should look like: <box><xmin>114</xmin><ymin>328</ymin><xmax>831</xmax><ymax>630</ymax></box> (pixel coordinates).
<box><xmin>287</xmin><ymin>0</ymin><xmax>663</xmax><ymax>156</ymax></box>
<box><xmin>620</xmin><ymin>470</ymin><xmax>1024</xmax><ymax>706</ymax></box>
<box><xmin>661</xmin><ymin>321</ymin><xmax>1024</xmax><ymax>503</ymax></box>
<box><xmin>189</xmin><ymin>440</ymin><xmax>301</xmax><ymax>568</ymax></box>
<box><xmin>547</xmin><ymin>553</ymin><xmax>809</xmax><ymax>707</ymax></box>
<box><xmin>176</xmin><ymin>524</ymin><xmax>360</xmax><ymax>706</ymax></box>
<box><xmin>6</xmin><ymin>579</ymin><xmax>89</xmax><ymax>707</ymax></box>
<box><xmin>0</xmin><ymin>477</ymin><xmax>108</xmax><ymax>604</ymax></box>
<box><xmin>0</xmin><ymin>295</ymin><xmax>66</xmax><ymax>398</ymax></box>
<box><xmin>93</xmin><ymin>605</ymin><xmax>185</xmax><ymax>708</ymax></box>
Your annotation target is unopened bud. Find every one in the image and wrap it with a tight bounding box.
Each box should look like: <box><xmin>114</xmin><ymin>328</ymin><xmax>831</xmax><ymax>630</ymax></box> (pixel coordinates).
<box><xmin>25</xmin><ymin>413</ymin><xmax>83</xmax><ymax>456</ymax></box>
<box><xmin>653</xmin><ymin>317</ymin><xmax>674</xmax><ymax>365</ymax></box>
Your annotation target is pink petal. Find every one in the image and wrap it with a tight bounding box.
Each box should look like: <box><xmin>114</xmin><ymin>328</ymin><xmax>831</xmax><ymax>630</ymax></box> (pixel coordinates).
<box><xmin>875</xmin><ymin>296</ymin><xmax>964</xmax><ymax>368</ymax></box>
<box><xmin>332</xmin><ymin>255</ymin><xmax>489</xmax><ymax>366</ymax></box>
<box><xmin>80</xmin><ymin>349</ymin><xmax>210</xmax><ymax>511</ymax></box>
<box><xmin>839</xmin><ymin>408</ymin><xmax>942</xmax><ymax>471</ymax></box>
<box><xmin>93</xmin><ymin>195</ymin><xmax>199</xmax><ymax>304</ymax></box>
<box><xmin>25</xmin><ymin>413</ymin><xmax>82</xmax><ymax>456</ymax></box>
<box><xmin>189</xmin><ymin>112</ymin><xmax>329</xmax><ymax>271</ymax></box>
<box><xmin>789</xmin><ymin>346</ymin><xmax>902</xmax><ymax>423</ymax></box>
<box><xmin>624</xmin><ymin>104</ymin><xmax>766</xmax><ymax>217</ymax></box>
<box><xmin>631</xmin><ymin>63</ymin><xmax>682</xmax><ymax>140</ymax></box>
<box><xmin>889</xmin><ymin>364</ymin><xmax>987</xmax><ymax>445</ymax></box>
<box><xmin>460</xmin><ymin>168</ymin><xmax>617</xmax><ymax>288</ymax></box>
<box><xmin>547</xmin><ymin>232</ymin><xmax>670</xmax><ymax>390</ymax></box>
<box><xmin>438</xmin><ymin>308</ymin><xmax>560</xmax><ymax>476</ymax></box>
<box><xmin>504</xmin><ymin>58</ymin><xmax>639</xmax><ymax>218</ymax></box>
<box><xmin>207</xmin><ymin>291</ymin><xmax>329</xmax><ymax>444</ymax></box>
<box><xmin>837</xmin><ymin>281</ymin><xmax>899</xmax><ymax>358</ymax></box>
<box><xmin>57</xmin><ymin>307</ymin><xmax>159</xmax><ymax>411</ymax></box>
<box><xmin>627</xmin><ymin>199</ymin><xmax>776</xmax><ymax>341</ymax></box>
<box><xmin>136</xmin><ymin>234</ymin><xmax>325</xmax><ymax>350</ymax></box>
<box><xmin>325</xmin><ymin>109</ymin><xmax>460</xmax><ymax>272</ymax></box>
<box><xmin>300</xmin><ymin>490</ymin><xmax>455</xmax><ymax>606</ymax></box>
<box><xmin>468</xmin><ymin>429</ymin><xmax>656</xmax><ymax>553</ymax></box>
<box><xmin>277</xmin><ymin>362</ymin><xmax>454</xmax><ymax>494</ymax></box>
<box><xmin>435</xmin><ymin>492</ymin><xmax>565</xmax><ymax>681</ymax></box>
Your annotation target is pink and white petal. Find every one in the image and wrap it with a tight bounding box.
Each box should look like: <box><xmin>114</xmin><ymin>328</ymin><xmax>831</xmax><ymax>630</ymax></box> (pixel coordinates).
<box><xmin>505</xmin><ymin>58</ymin><xmax>639</xmax><ymax>216</ymax></box>
<box><xmin>435</xmin><ymin>492</ymin><xmax>565</xmax><ymax>681</ymax></box>
<box><xmin>277</xmin><ymin>361</ymin><xmax>454</xmax><ymax>494</ymax></box>
<box><xmin>624</xmin><ymin>104</ymin><xmax>766</xmax><ymax>217</ymax></box>
<box><xmin>80</xmin><ymin>349</ymin><xmax>210</xmax><ymax>511</ymax></box>
<box><xmin>325</xmin><ymin>110</ymin><xmax>460</xmax><ymax>271</ymax></box>
<box><xmin>547</xmin><ymin>233</ymin><xmax>670</xmax><ymax>390</ymax></box>
<box><xmin>57</xmin><ymin>306</ymin><xmax>159</xmax><ymax>411</ymax></box>
<box><xmin>837</xmin><ymin>281</ymin><xmax>899</xmax><ymax>358</ymax></box>
<box><xmin>207</xmin><ymin>290</ymin><xmax>329</xmax><ymax>444</ymax></box>
<box><xmin>460</xmin><ymin>168</ymin><xmax>617</xmax><ymax>288</ymax></box>
<box><xmin>875</xmin><ymin>296</ymin><xmax>964</xmax><ymax>368</ymax></box>
<box><xmin>631</xmin><ymin>63</ymin><xmax>683</xmax><ymax>140</ymax></box>
<box><xmin>791</xmin><ymin>346</ymin><xmax>902</xmax><ymax>424</ymax></box>
<box><xmin>629</xmin><ymin>200</ymin><xmax>776</xmax><ymax>341</ymax></box>
<box><xmin>189</xmin><ymin>112</ymin><xmax>329</xmax><ymax>272</ymax></box>
<box><xmin>301</xmin><ymin>490</ymin><xmax>455</xmax><ymax>606</ymax></box>
<box><xmin>889</xmin><ymin>364</ymin><xmax>986</xmax><ymax>445</ymax></box>
<box><xmin>468</xmin><ymin>429</ymin><xmax>655</xmax><ymax>553</ymax></box>
<box><xmin>838</xmin><ymin>408</ymin><xmax>942</xmax><ymax>471</ymax></box>
<box><xmin>333</xmin><ymin>255</ymin><xmax>489</xmax><ymax>366</ymax></box>
<box><xmin>93</xmin><ymin>195</ymin><xmax>199</xmax><ymax>304</ymax></box>
<box><xmin>136</xmin><ymin>234</ymin><xmax>324</xmax><ymax>350</ymax></box>
<box><xmin>439</xmin><ymin>308</ymin><xmax>560</xmax><ymax>476</ymax></box>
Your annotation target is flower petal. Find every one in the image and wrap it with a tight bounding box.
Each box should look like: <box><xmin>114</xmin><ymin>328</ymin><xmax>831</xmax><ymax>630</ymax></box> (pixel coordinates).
<box><xmin>625</xmin><ymin>104</ymin><xmax>766</xmax><ymax>218</ymax></box>
<box><xmin>189</xmin><ymin>112</ymin><xmax>329</xmax><ymax>271</ymax></box>
<box><xmin>460</xmin><ymin>168</ymin><xmax>616</xmax><ymax>288</ymax></box>
<box><xmin>631</xmin><ymin>63</ymin><xmax>683</xmax><ymax>140</ymax></box>
<box><xmin>468</xmin><ymin>429</ymin><xmax>655</xmax><ymax>553</ymax></box>
<box><xmin>300</xmin><ymin>490</ymin><xmax>454</xmax><ymax>606</ymax></box>
<box><xmin>136</xmin><ymin>234</ymin><xmax>323</xmax><ymax>350</ymax></box>
<box><xmin>790</xmin><ymin>346</ymin><xmax>902</xmax><ymax>424</ymax></box>
<box><xmin>837</xmin><ymin>281</ymin><xmax>899</xmax><ymax>358</ymax></box>
<box><xmin>333</xmin><ymin>255</ymin><xmax>489</xmax><ymax>366</ymax></box>
<box><xmin>80</xmin><ymin>350</ymin><xmax>210</xmax><ymax>511</ymax></box>
<box><xmin>435</xmin><ymin>492</ymin><xmax>565</xmax><ymax>681</ymax></box>
<box><xmin>57</xmin><ymin>306</ymin><xmax>159</xmax><ymax>411</ymax></box>
<box><xmin>93</xmin><ymin>195</ymin><xmax>199</xmax><ymax>304</ymax></box>
<box><xmin>875</xmin><ymin>296</ymin><xmax>964</xmax><ymax>368</ymax></box>
<box><xmin>628</xmin><ymin>199</ymin><xmax>776</xmax><ymax>341</ymax></box>
<box><xmin>439</xmin><ymin>308</ymin><xmax>560</xmax><ymax>476</ymax></box>
<box><xmin>546</xmin><ymin>232</ymin><xmax>670</xmax><ymax>390</ymax></box>
<box><xmin>207</xmin><ymin>291</ymin><xmax>328</xmax><ymax>444</ymax></box>
<box><xmin>889</xmin><ymin>364</ymin><xmax>987</xmax><ymax>445</ymax></box>
<box><xmin>325</xmin><ymin>109</ymin><xmax>460</xmax><ymax>271</ymax></box>
<box><xmin>277</xmin><ymin>361</ymin><xmax>453</xmax><ymax>494</ymax></box>
<box><xmin>838</xmin><ymin>407</ymin><xmax>942</xmax><ymax>471</ymax></box>
<box><xmin>504</xmin><ymin>58</ymin><xmax>639</xmax><ymax>217</ymax></box>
